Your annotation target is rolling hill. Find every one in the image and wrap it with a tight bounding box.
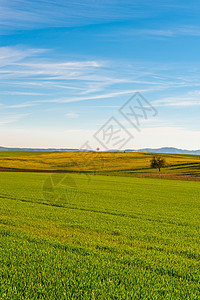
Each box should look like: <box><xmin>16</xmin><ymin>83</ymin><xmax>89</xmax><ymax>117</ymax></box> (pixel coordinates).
<box><xmin>0</xmin><ymin>150</ymin><xmax>199</xmax><ymax>178</ymax></box>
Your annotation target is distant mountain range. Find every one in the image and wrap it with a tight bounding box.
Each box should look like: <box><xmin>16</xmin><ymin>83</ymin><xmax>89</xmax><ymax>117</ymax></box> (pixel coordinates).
<box><xmin>0</xmin><ymin>146</ymin><xmax>200</xmax><ymax>155</ymax></box>
<box><xmin>124</xmin><ymin>147</ymin><xmax>200</xmax><ymax>155</ymax></box>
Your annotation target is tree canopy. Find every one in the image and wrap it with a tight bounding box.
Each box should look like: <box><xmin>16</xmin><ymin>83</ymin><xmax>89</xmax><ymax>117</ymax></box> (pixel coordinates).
<box><xmin>150</xmin><ymin>156</ymin><xmax>166</xmax><ymax>172</ymax></box>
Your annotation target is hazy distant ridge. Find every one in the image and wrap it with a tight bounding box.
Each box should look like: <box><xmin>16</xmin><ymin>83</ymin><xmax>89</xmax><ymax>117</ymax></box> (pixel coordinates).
<box><xmin>124</xmin><ymin>147</ymin><xmax>200</xmax><ymax>155</ymax></box>
<box><xmin>0</xmin><ymin>146</ymin><xmax>200</xmax><ymax>155</ymax></box>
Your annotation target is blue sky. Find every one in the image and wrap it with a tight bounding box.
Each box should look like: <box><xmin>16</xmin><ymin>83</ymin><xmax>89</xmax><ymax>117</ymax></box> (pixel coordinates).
<box><xmin>0</xmin><ymin>0</ymin><xmax>199</xmax><ymax>149</ymax></box>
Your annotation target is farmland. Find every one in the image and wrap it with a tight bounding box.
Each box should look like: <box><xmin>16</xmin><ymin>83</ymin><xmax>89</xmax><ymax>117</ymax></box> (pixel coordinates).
<box><xmin>0</xmin><ymin>151</ymin><xmax>200</xmax><ymax>178</ymax></box>
<box><xmin>0</xmin><ymin>171</ymin><xmax>200</xmax><ymax>299</ymax></box>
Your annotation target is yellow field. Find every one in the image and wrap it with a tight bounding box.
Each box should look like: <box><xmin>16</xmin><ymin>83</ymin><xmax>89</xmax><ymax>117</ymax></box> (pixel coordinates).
<box><xmin>0</xmin><ymin>151</ymin><xmax>199</xmax><ymax>176</ymax></box>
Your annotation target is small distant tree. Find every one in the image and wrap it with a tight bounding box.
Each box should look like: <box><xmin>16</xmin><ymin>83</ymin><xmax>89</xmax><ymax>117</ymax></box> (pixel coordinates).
<box><xmin>96</xmin><ymin>147</ymin><xmax>100</xmax><ymax>151</ymax></box>
<box><xmin>150</xmin><ymin>156</ymin><xmax>166</xmax><ymax>172</ymax></box>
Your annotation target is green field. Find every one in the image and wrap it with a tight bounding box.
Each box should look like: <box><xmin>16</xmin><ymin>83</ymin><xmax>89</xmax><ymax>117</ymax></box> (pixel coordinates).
<box><xmin>0</xmin><ymin>172</ymin><xmax>200</xmax><ymax>299</ymax></box>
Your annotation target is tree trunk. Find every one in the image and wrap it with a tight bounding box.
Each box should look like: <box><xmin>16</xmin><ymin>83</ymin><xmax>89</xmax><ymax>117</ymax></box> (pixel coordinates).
<box><xmin>159</xmin><ymin>167</ymin><xmax>160</xmax><ymax>172</ymax></box>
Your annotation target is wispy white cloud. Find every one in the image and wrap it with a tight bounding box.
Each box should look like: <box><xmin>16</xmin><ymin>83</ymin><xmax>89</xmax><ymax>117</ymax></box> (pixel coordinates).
<box><xmin>153</xmin><ymin>90</ymin><xmax>200</xmax><ymax>107</ymax></box>
<box><xmin>0</xmin><ymin>48</ymin><xmax>195</xmax><ymax>98</ymax></box>
<box><xmin>0</xmin><ymin>46</ymin><xmax>114</xmax><ymax>97</ymax></box>
<box><xmin>0</xmin><ymin>0</ymin><xmax>183</xmax><ymax>31</ymax></box>
<box><xmin>1</xmin><ymin>46</ymin><xmax>199</xmax><ymax>112</ymax></box>
<box><xmin>6</xmin><ymin>102</ymin><xmax>39</xmax><ymax>109</ymax></box>
<box><xmin>0</xmin><ymin>60</ymin><xmax>101</xmax><ymax>79</ymax></box>
<box><xmin>2</xmin><ymin>89</ymin><xmax>146</xmax><ymax>109</ymax></box>
<box><xmin>127</xmin><ymin>26</ymin><xmax>200</xmax><ymax>37</ymax></box>
<box><xmin>33</xmin><ymin>88</ymin><xmax>149</xmax><ymax>105</ymax></box>
<box><xmin>0</xmin><ymin>47</ymin><xmax>47</xmax><ymax>67</ymax></box>
<box><xmin>0</xmin><ymin>112</ymin><xmax>31</xmax><ymax>125</ymax></box>
<box><xmin>0</xmin><ymin>91</ymin><xmax>46</xmax><ymax>96</ymax></box>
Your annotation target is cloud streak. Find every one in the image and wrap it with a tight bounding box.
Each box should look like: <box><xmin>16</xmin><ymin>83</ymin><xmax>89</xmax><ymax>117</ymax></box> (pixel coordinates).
<box><xmin>127</xmin><ymin>26</ymin><xmax>200</xmax><ymax>38</ymax></box>
<box><xmin>0</xmin><ymin>112</ymin><xmax>31</xmax><ymax>125</ymax></box>
<box><xmin>153</xmin><ymin>90</ymin><xmax>200</xmax><ymax>107</ymax></box>
<box><xmin>0</xmin><ymin>46</ymin><xmax>200</xmax><ymax>112</ymax></box>
<box><xmin>0</xmin><ymin>1</ymin><xmax>198</xmax><ymax>32</ymax></box>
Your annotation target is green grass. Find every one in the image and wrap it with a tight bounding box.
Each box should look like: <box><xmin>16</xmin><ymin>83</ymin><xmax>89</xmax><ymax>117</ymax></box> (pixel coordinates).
<box><xmin>0</xmin><ymin>151</ymin><xmax>48</xmax><ymax>157</ymax></box>
<box><xmin>0</xmin><ymin>172</ymin><xmax>200</xmax><ymax>299</ymax></box>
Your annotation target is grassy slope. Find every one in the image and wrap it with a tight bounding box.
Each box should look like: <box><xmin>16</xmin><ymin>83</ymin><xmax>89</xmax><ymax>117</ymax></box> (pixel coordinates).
<box><xmin>0</xmin><ymin>172</ymin><xmax>200</xmax><ymax>299</ymax></box>
<box><xmin>0</xmin><ymin>151</ymin><xmax>199</xmax><ymax>176</ymax></box>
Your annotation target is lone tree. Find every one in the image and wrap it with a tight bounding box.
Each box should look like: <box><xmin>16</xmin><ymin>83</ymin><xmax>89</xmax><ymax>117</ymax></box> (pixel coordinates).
<box><xmin>150</xmin><ymin>156</ymin><xmax>166</xmax><ymax>172</ymax></box>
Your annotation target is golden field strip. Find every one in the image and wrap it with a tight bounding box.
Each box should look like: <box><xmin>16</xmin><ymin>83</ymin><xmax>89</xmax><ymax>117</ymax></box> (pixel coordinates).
<box><xmin>0</xmin><ymin>151</ymin><xmax>199</xmax><ymax>178</ymax></box>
